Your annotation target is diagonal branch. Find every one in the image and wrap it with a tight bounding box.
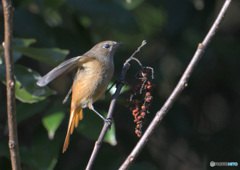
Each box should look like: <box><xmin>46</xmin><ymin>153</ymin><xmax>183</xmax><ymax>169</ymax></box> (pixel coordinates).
<box><xmin>86</xmin><ymin>40</ymin><xmax>147</xmax><ymax>170</ymax></box>
<box><xmin>119</xmin><ymin>0</ymin><xmax>232</xmax><ymax>169</ymax></box>
<box><xmin>2</xmin><ymin>0</ymin><xmax>22</xmax><ymax>170</ymax></box>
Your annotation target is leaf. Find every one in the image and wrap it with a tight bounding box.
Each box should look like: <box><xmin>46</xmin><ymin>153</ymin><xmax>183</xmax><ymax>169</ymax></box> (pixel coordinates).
<box><xmin>12</xmin><ymin>52</ymin><xmax>22</xmax><ymax>63</ymax></box>
<box><xmin>12</xmin><ymin>38</ymin><xmax>37</xmax><ymax>62</ymax></box>
<box><xmin>14</xmin><ymin>47</ymin><xmax>69</xmax><ymax>66</ymax></box>
<box><xmin>0</xmin><ymin>63</ymin><xmax>56</xmax><ymax>103</ymax></box>
<box><xmin>0</xmin><ymin>38</ymin><xmax>36</xmax><ymax>63</ymax></box>
<box><xmin>108</xmin><ymin>82</ymin><xmax>130</xmax><ymax>96</ymax></box>
<box><xmin>42</xmin><ymin>101</ymin><xmax>67</xmax><ymax>140</ymax></box>
<box><xmin>104</xmin><ymin>120</ymin><xmax>117</xmax><ymax>146</ymax></box>
<box><xmin>42</xmin><ymin>111</ymin><xmax>65</xmax><ymax>140</ymax></box>
<box><xmin>14</xmin><ymin>65</ymin><xmax>56</xmax><ymax>103</ymax></box>
<box><xmin>77</xmin><ymin>110</ymin><xmax>117</xmax><ymax>145</ymax></box>
<box><xmin>13</xmin><ymin>38</ymin><xmax>37</xmax><ymax>48</ymax></box>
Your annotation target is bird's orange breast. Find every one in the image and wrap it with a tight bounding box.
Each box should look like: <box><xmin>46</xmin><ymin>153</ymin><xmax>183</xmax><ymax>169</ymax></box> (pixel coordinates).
<box><xmin>71</xmin><ymin>59</ymin><xmax>114</xmax><ymax>110</ymax></box>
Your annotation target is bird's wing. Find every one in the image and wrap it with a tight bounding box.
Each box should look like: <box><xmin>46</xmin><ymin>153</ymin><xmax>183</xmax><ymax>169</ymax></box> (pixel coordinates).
<box><xmin>37</xmin><ymin>56</ymin><xmax>94</xmax><ymax>87</ymax></box>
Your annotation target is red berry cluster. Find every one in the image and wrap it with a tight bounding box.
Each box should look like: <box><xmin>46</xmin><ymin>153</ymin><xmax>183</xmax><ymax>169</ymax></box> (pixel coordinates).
<box><xmin>127</xmin><ymin>67</ymin><xmax>154</xmax><ymax>137</ymax></box>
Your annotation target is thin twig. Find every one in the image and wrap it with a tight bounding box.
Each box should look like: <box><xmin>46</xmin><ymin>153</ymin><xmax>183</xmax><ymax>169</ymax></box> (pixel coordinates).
<box><xmin>119</xmin><ymin>0</ymin><xmax>232</xmax><ymax>169</ymax></box>
<box><xmin>2</xmin><ymin>0</ymin><xmax>22</xmax><ymax>169</ymax></box>
<box><xmin>86</xmin><ymin>40</ymin><xmax>147</xmax><ymax>170</ymax></box>
<box><xmin>124</xmin><ymin>40</ymin><xmax>146</xmax><ymax>68</ymax></box>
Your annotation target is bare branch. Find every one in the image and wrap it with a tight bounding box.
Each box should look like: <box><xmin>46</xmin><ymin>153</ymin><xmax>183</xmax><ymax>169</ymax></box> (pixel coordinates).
<box><xmin>86</xmin><ymin>40</ymin><xmax>147</xmax><ymax>170</ymax></box>
<box><xmin>124</xmin><ymin>40</ymin><xmax>147</xmax><ymax>68</ymax></box>
<box><xmin>2</xmin><ymin>0</ymin><xmax>21</xmax><ymax>169</ymax></box>
<box><xmin>119</xmin><ymin>0</ymin><xmax>232</xmax><ymax>169</ymax></box>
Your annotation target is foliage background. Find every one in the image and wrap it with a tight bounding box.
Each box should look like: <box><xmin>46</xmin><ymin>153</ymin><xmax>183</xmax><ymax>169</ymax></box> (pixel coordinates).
<box><xmin>1</xmin><ymin>0</ymin><xmax>240</xmax><ymax>169</ymax></box>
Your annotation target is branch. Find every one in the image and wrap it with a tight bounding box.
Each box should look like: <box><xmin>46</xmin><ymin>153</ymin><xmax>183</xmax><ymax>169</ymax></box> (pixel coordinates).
<box><xmin>2</xmin><ymin>0</ymin><xmax>21</xmax><ymax>169</ymax></box>
<box><xmin>119</xmin><ymin>0</ymin><xmax>232</xmax><ymax>169</ymax></box>
<box><xmin>86</xmin><ymin>40</ymin><xmax>147</xmax><ymax>170</ymax></box>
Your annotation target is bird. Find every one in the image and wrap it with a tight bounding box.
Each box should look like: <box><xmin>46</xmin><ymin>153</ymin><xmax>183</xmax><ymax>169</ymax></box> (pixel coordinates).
<box><xmin>36</xmin><ymin>41</ymin><xmax>122</xmax><ymax>152</ymax></box>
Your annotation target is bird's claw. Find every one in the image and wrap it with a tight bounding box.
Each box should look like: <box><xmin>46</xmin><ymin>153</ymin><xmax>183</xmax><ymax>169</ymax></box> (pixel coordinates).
<box><xmin>117</xmin><ymin>79</ymin><xmax>128</xmax><ymax>86</ymax></box>
<box><xmin>104</xmin><ymin>118</ymin><xmax>112</xmax><ymax>129</ymax></box>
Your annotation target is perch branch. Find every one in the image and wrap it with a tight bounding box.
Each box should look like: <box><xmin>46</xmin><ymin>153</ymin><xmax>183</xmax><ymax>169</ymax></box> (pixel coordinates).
<box><xmin>2</xmin><ymin>0</ymin><xmax>21</xmax><ymax>169</ymax></box>
<box><xmin>119</xmin><ymin>0</ymin><xmax>232</xmax><ymax>169</ymax></box>
<box><xmin>86</xmin><ymin>40</ymin><xmax>147</xmax><ymax>170</ymax></box>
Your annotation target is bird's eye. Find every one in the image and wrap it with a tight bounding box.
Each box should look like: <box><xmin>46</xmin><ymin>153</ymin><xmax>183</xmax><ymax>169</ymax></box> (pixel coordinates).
<box><xmin>103</xmin><ymin>44</ymin><xmax>110</xmax><ymax>49</ymax></box>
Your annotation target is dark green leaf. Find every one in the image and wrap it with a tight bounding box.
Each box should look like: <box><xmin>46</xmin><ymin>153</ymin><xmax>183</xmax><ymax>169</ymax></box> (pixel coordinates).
<box><xmin>77</xmin><ymin>110</ymin><xmax>117</xmax><ymax>145</ymax></box>
<box><xmin>14</xmin><ymin>47</ymin><xmax>69</xmax><ymax>66</ymax></box>
<box><xmin>13</xmin><ymin>38</ymin><xmax>36</xmax><ymax>48</ymax></box>
<box><xmin>42</xmin><ymin>111</ymin><xmax>65</xmax><ymax>140</ymax></box>
<box><xmin>104</xmin><ymin>120</ymin><xmax>117</xmax><ymax>146</ymax></box>
<box><xmin>13</xmin><ymin>38</ymin><xmax>36</xmax><ymax>62</ymax></box>
<box><xmin>14</xmin><ymin>65</ymin><xmax>56</xmax><ymax>103</ymax></box>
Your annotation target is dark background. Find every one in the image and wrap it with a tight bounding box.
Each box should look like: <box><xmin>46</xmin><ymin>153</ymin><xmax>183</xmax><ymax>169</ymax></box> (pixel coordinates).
<box><xmin>0</xmin><ymin>0</ymin><xmax>240</xmax><ymax>169</ymax></box>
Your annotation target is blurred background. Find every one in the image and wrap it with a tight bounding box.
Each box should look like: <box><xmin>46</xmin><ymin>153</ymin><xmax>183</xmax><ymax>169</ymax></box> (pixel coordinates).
<box><xmin>0</xmin><ymin>0</ymin><xmax>240</xmax><ymax>169</ymax></box>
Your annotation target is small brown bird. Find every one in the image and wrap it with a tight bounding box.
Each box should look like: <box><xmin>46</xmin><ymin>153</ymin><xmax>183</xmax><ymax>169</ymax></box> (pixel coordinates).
<box><xmin>37</xmin><ymin>41</ymin><xmax>122</xmax><ymax>152</ymax></box>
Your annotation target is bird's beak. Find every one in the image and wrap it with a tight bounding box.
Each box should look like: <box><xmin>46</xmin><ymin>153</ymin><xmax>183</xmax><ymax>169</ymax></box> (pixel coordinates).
<box><xmin>115</xmin><ymin>42</ymin><xmax>124</xmax><ymax>48</ymax></box>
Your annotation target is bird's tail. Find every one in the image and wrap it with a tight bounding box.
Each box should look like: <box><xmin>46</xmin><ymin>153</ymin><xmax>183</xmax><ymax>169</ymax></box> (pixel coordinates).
<box><xmin>62</xmin><ymin>106</ymin><xmax>83</xmax><ymax>153</ymax></box>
